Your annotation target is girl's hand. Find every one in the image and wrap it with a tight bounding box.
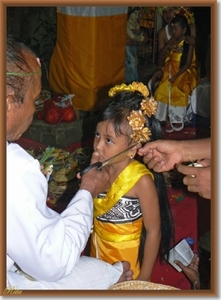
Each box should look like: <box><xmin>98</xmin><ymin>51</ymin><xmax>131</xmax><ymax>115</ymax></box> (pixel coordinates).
<box><xmin>184</xmin><ymin>35</ymin><xmax>196</xmax><ymax>46</ymax></box>
<box><xmin>169</xmin><ymin>74</ymin><xmax>178</xmax><ymax>82</ymax></box>
<box><xmin>151</xmin><ymin>67</ymin><xmax>163</xmax><ymax>83</ymax></box>
<box><xmin>165</xmin><ymin>37</ymin><xmax>177</xmax><ymax>51</ymax></box>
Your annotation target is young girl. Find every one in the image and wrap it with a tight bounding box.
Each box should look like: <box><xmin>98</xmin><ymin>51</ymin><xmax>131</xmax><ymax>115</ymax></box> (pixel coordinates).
<box><xmin>153</xmin><ymin>15</ymin><xmax>199</xmax><ymax>132</ymax></box>
<box><xmin>157</xmin><ymin>7</ymin><xmax>196</xmax><ymax>52</ymax></box>
<box><xmin>89</xmin><ymin>82</ymin><xmax>174</xmax><ymax>281</ymax></box>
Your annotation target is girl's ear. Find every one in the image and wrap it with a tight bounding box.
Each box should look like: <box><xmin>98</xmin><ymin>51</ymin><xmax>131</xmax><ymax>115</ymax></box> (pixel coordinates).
<box><xmin>135</xmin><ymin>142</ymin><xmax>142</xmax><ymax>150</ymax></box>
<box><xmin>127</xmin><ymin>148</ymin><xmax>138</xmax><ymax>159</ymax></box>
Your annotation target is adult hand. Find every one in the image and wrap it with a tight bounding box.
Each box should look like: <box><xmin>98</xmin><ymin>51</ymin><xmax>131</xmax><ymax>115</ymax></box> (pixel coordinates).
<box><xmin>117</xmin><ymin>261</ymin><xmax>134</xmax><ymax>282</ymax></box>
<box><xmin>40</xmin><ymin>165</ymin><xmax>47</xmax><ymax>175</ymax></box>
<box><xmin>174</xmin><ymin>254</ymin><xmax>199</xmax><ymax>286</ymax></box>
<box><xmin>77</xmin><ymin>152</ymin><xmax>111</xmax><ymax>198</ymax></box>
<box><xmin>138</xmin><ymin>140</ymin><xmax>183</xmax><ymax>172</ymax></box>
<box><xmin>177</xmin><ymin>159</ymin><xmax>211</xmax><ymax>199</ymax></box>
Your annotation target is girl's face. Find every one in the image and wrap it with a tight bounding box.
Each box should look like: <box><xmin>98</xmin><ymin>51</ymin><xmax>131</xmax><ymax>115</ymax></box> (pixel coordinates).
<box><xmin>93</xmin><ymin>120</ymin><xmax>132</xmax><ymax>164</ymax></box>
<box><xmin>170</xmin><ymin>22</ymin><xmax>186</xmax><ymax>39</ymax></box>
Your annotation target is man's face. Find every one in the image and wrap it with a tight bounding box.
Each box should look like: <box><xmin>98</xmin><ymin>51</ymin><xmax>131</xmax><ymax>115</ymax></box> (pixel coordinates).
<box><xmin>162</xmin><ymin>7</ymin><xmax>175</xmax><ymax>24</ymax></box>
<box><xmin>6</xmin><ymin>52</ymin><xmax>42</xmax><ymax>141</ymax></box>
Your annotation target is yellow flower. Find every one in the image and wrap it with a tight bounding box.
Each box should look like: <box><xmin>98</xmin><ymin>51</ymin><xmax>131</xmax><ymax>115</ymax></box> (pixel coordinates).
<box><xmin>141</xmin><ymin>97</ymin><xmax>157</xmax><ymax>117</ymax></box>
<box><xmin>127</xmin><ymin>110</ymin><xmax>146</xmax><ymax>131</ymax></box>
<box><xmin>108</xmin><ymin>81</ymin><xmax>149</xmax><ymax>98</ymax></box>
<box><xmin>108</xmin><ymin>83</ymin><xmax>134</xmax><ymax>97</ymax></box>
<box><xmin>174</xmin><ymin>6</ymin><xmax>195</xmax><ymax>24</ymax></box>
<box><xmin>130</xmin><ymin>82</ymin><xmax>149</xmax><ymax>97</ymax></box>
<box><xmin>127</xmin><ymin>110</ymin><xmax>152</xmax><ymax>143</ymax></box>
<box><xmin>131</xmin><ymin>127</ymin><xmax>152</xmax><ymax>143</ymax></box>
<box><xmin>108</xmin><ymin>82</ymin><xmax>157</xmax><ymax>144</ymax></box>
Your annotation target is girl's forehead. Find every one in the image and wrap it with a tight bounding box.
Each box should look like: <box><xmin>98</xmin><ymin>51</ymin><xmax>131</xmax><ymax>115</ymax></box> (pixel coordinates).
<box><xmin>170</xmin><ymin>23</ymin><xmax>180</xmax><ymax>28</ymax></box>
<box><xmin>97</xmin><ymin>121</ymin><xmax>115</xmax><ymax>133</ymax></box>
<box><xmin>97</xmin><ymin>120</ymin><xmax>130</xmax><ymax>135</ymax></box>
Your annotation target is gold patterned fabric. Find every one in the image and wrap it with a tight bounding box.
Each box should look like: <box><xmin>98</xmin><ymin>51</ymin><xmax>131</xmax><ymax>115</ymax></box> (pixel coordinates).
<box><xmin>90</xmin><ymin>160</ymin><xmax>154</xmax><ymax>278</ymax></box>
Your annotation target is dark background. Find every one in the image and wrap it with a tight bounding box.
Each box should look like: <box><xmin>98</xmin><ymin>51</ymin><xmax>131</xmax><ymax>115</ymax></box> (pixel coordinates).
<box><xmin>7</xmin><ymin>6</ymin><xmax>211</xmax><ymax>88</ymax></box>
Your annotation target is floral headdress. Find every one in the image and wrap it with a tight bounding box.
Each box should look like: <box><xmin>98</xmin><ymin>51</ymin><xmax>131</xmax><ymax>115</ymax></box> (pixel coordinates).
<box><xmin>156</xmin><ymin>6</ymin><xmax>195</xmax><ymax>25</ymax></box>
<box><xmin>108</xmin><ymin>82</ymin><xmax>158</xmax><ymax>143</ymax></box>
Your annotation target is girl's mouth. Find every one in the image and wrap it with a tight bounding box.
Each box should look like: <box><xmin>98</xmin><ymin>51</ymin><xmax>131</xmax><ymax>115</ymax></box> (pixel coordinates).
<box><xmin>92</xmin><ymin>151</ymin><xmax>104</xmax><ymax>162</ymax></box>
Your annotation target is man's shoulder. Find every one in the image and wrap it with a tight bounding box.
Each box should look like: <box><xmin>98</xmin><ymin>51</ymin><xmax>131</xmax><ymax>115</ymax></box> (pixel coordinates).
<box><xmin>158</xmin><ymin>26</ymin><xmax>167</xmax><ymax>39</ymax></box>
<box><xmin>7</xmin><ymin>142</ymin><xmax>35</xmax><ymax>167</ymax></box>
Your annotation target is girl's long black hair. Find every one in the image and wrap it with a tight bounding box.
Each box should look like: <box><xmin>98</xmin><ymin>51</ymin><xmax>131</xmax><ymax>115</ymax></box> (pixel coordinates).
<box><xmin>170</xmin><ymin>15</ymin><xmax>191</xmax><ymax>70</ymax></box>
<box><xmin>96</xmin><ymin>90</ymin><xmax>175</xmax><ymax>267</ymax></box>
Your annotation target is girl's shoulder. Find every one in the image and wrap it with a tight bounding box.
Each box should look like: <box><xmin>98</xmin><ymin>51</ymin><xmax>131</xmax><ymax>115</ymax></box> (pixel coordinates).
<box><xmin>126</xmin><ymin>173</ymin><xmax>155</xmax><ymax>199</ymax></box>
<box><xmin>132</xmin><ymin>172</ymin><xmax>156</xmax><ymax>196</ymax></box>
<box><xmin>137</xmin><ymin>172</ymin><xmax>155</xmax><ymax>186</ymax></box>
<box><xmin>124</xmin><ymin>161</ymin><xmax>155</xmax><ymax>198</ymax></box>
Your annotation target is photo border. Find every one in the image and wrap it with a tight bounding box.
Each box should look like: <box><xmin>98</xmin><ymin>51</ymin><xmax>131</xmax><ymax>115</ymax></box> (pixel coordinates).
<box><xmin>1</xmin><ymin>0</ymin><xmax>218</xmax><ymax>298</ymax></box>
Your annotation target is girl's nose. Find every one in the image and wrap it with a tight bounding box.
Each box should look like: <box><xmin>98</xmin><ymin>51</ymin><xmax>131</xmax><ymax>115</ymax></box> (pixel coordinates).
<box><xmin>94</xmin><ymin>138</ymin><xmax>103</xmax><ymax>151</ymax></box>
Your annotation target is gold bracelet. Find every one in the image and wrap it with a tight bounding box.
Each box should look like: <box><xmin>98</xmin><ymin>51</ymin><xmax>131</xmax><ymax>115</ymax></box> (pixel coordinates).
<box><xmin>192</xmin><ymin>279</ymin><xmax>200</xmax><ymax>290</ymax></box>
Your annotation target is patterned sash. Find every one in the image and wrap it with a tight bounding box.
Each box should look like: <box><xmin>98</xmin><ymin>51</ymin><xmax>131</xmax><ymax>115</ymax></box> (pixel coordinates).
<box><xmin>93</xmin><ymin>160</ymin><xmax>153</xmax><ymax>218</ymax></box>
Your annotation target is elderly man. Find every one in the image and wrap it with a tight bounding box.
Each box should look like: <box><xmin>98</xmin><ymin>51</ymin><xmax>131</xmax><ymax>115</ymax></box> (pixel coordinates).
<box><xmin>6</xmin><ymin>36</ymin><xmax>133</xmax><ymax>290</ymax></box>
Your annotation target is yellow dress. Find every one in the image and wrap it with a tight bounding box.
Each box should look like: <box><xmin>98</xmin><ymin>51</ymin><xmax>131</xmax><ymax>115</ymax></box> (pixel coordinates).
<box><xmin>154</xmin><ymin>40</ymin><xmax>199</xmax><ymax>125</ymax></box>
<box><xmin>90</xmin><ymin>160</ymin><xmax>154</xmax><ymax>279</ymax></box>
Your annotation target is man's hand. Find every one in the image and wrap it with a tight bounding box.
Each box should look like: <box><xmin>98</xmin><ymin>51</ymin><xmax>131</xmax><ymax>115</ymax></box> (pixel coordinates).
<box><xmin>138</xmin><ymin>140</ymin><xmax>183</xmax><ymax>172</ymax></box>
<box><xmin>174</xmin><ymin>254</ymin><xmax>200</xmax><ymax>287</ymax></box>
<box><xmin>177</xmin><ymin>159</ymin><xmax>211</xmax><ymax>199</ymax></box>
<box><xmin>77</xmin><ymin>152</ymin><xmax>111</xmax><ymax>198</ymax></box>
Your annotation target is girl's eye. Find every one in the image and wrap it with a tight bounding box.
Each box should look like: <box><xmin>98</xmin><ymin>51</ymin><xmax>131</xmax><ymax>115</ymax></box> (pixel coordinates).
<box><xmin>94</xmin><ymin>132</ymin><xmax>100</xmax><ymax>138</ymax></box>
<box><xmin>106</xmin><ymin>138</ymin><xmax>112</xmax><ymax>144</ymax></box>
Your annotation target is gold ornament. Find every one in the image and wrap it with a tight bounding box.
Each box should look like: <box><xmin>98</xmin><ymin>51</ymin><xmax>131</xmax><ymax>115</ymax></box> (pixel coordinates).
<box><xmin>108</xmin><ymin>81</ymin><xmax>150</xmax><ymax>98</ymax></box>
<box><xmin>130</xmin><ymin>82</ymin><xmax>149</xmax><ymax>97</ymax></box>
<box><xmin>127</xmin><ymin>153</ymin><xmax>134</xmax><ymax>159</ymax></box>
<box><xmin>108</xmin><ymin>82</ymin><xmax>157</xmax><ymax>144</ymax></box>
<box><xmin>156</xmin><ymin>6</ymin><xmax>195</xmax><ymax>25</ymax></box>
<box><xmin>140</xmin><ymin>97</ymin><xmax>158</xmax><ymax>118</ymax></box>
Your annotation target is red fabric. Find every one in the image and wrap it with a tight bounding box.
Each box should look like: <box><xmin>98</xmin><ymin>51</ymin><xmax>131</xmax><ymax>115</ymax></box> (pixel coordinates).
<box><xmin>14</xmin><ymin>136</ymin><xmax>93</xmax><ymax>153</ymax></box>
<box><xmin>162</xmin><ymin>126</ymin><xmax>210</xmax><ymax>140</ymax></box>
<box><xmin>151</xmin><ymin>186</ymin><xmax>198</xmax><ymax>290</ymax></box>
<box><xmin>14</xmin><ymin>137</ymin><xmax>47</xmax><ymax>150</ymax></box>
<box><xmin>163</xmin><ymin>126</ymin><xmax>196</xmax><ymax>140</ymax></box>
